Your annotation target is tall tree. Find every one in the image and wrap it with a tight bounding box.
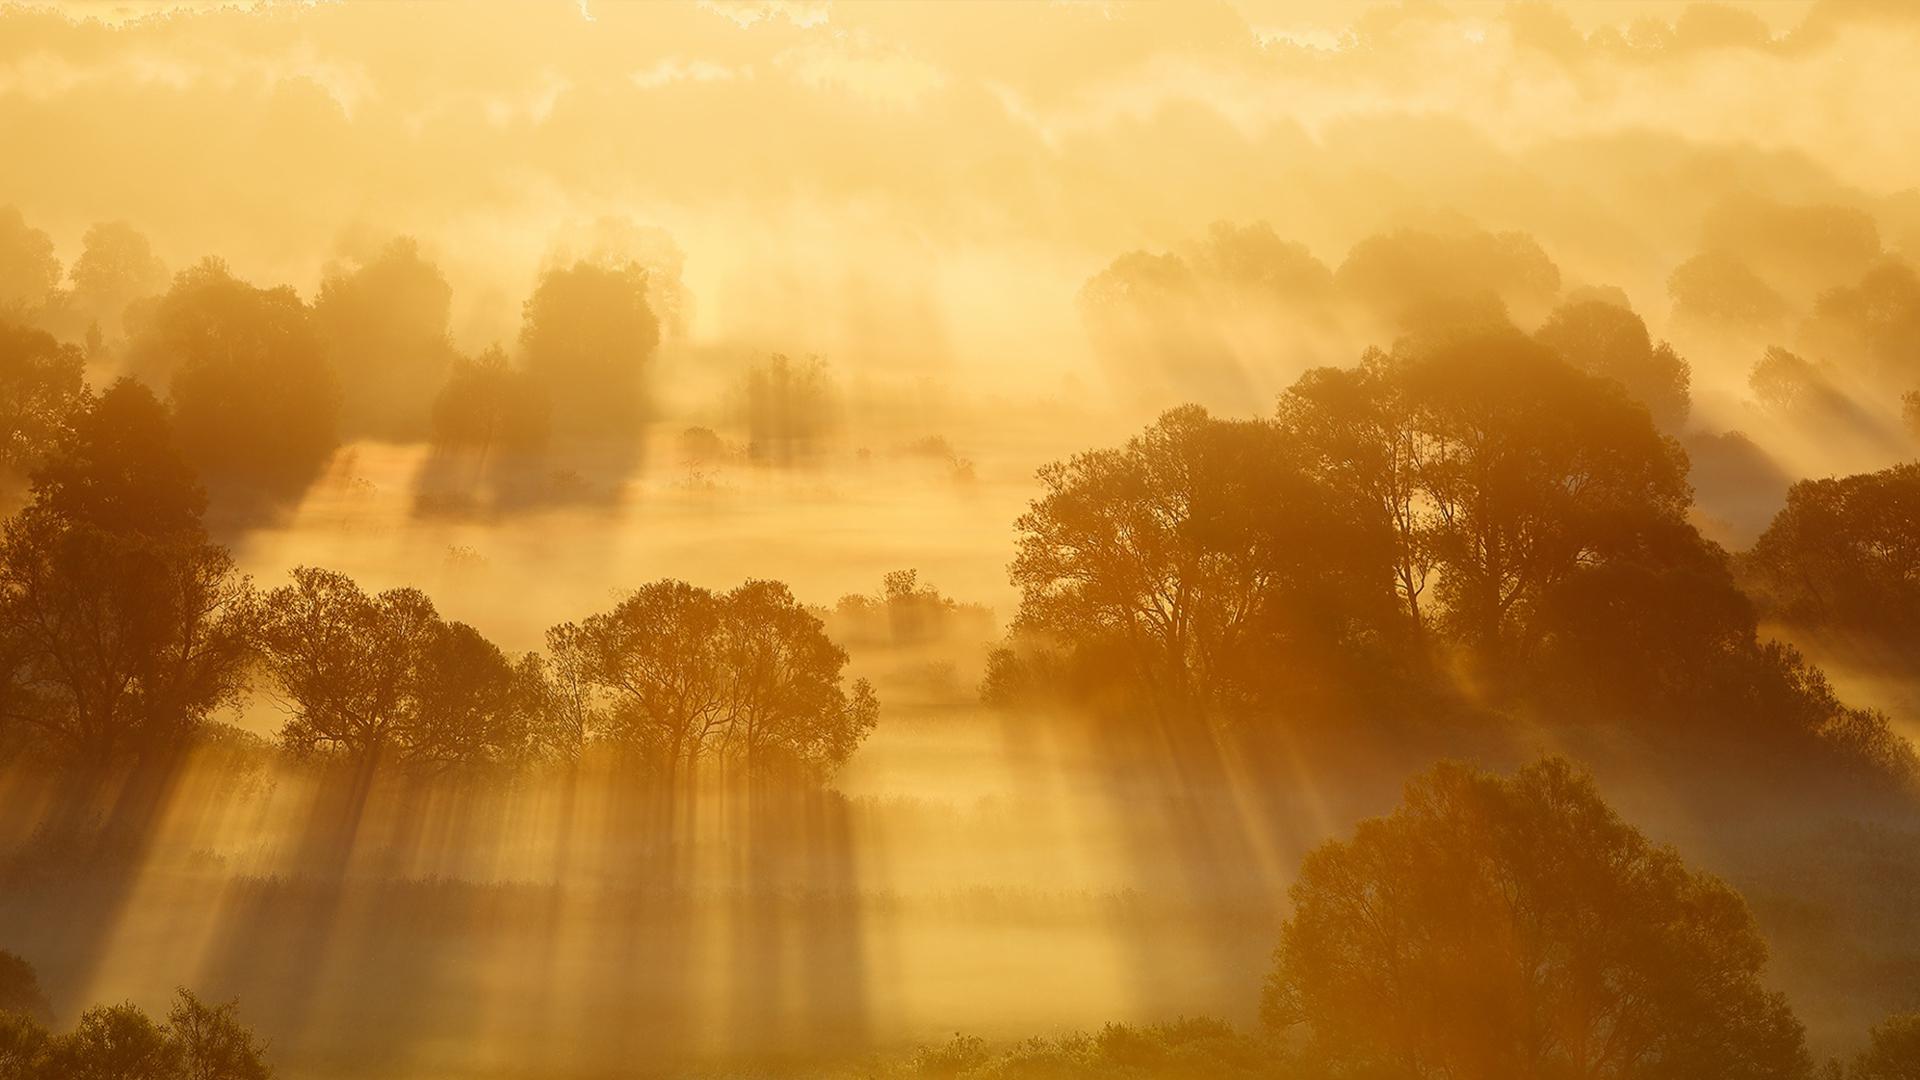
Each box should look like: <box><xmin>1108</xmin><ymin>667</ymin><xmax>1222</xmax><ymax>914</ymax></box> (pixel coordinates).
<box><xmin>1266</xmin><ymin>758</ymin><xmax>1810</xmax><ymax>1080</ymax></box>
<box><xmin>1009</xmin><ymin>405</ymin><xmax>1399</xmax><ymax>720</ymax></box>
<box><xmin>0</xmin><ymin>381</ymin><xmax>253</xmax><ymax>768</ymax></box>
<box><xmin>519</xmin><ymin>260</ymin><xmax>657</xmax><ymax>445</ymax></box>
<box><xmin>0</xmin><ymin>322</ymin><xmax>86</xmax><ymax>475</ymax></box>
<box><xmin>256</xmin><ymin>567</ymin><xmax>538</xmax><ymax>770</ymax></box>
<box><xmin>548</xmin><ymin>579</ymin><xmax>877</xmax><ymax>777</ymax></box>
<box><xmin>312</xmin><ymin>237</ymin><xmax>459</xmax><ymax>441</ymax></box>
<box><xmin>128</xmin><ymin>259</ymin><xmax>340</xmax><ymax>508</ymax></box>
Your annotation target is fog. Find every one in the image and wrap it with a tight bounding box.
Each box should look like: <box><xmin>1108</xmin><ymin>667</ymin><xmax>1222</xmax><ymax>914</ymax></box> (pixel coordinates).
<box><xmin>7</xmin><ymin>2</ymin><xmax>1920</xmax><ymax>1078</ymax></box>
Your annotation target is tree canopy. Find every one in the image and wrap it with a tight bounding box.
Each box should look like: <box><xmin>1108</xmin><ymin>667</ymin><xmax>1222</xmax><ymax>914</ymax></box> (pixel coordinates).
<box><xmin>1266</xmin><ymin>757</ymin><xmax>1811</xmax><ymax>1080</ymax></box>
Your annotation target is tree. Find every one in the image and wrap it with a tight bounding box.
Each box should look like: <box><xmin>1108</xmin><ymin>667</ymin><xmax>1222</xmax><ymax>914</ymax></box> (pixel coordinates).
<box><xmin>0</xmin><ymin>1010</ymin><xmax>50</xmax><ymax>1080</ymax></box>
<box><xmin>0</xmin><ymin>381</ymin><xmax>254</xmax><ymax>768</ymax></box>
<box><xmin>0</xmin><ymin>322</ymin><xmax>86</xmax><ymax>475</ymax></box>
<box><xmin>1280</xmin><ymin>332</ymin><xmax>1690</xmax><ymax>658</ymax></box>
<box><xmin>1800</xmin><ymin>259</ymin><xmax>1920</xmax><ymax>392</ymax></box>
<box><xmin>167</xmin><ymin>990</ymin><xmax>270</xmax><ymax>1080</ymax></box>
<box><xmin>1278</xmin><ymin>350</ymin><xmax>1435</xmax><ymax>631</ymax></box>
<box><xmin>1009</xmin><ymin>405</ymin><xmax>1400</xmax><ymax>720</ymax></box>
<box><xmin>128</xmin><ymin>259</ymin><xmax>340</xmax><ymax>507</ymax></box>
<box><xmin>257</xmin><ymin>567</ymin><xmax>536</xmax><ymax>770</ymax></box>
<box><xmin>1396</xmin><ymin>330</ymin><xmax>1690</xmax><ymax>655</ymax></box>
<box><xmin>45</xmin><ymin>1003</ymin><xmax>180</xmax><ymax>1080</ymax></box>
<box><xmin>0</xmin><ymin>988</ymin><xmax>271</xmax><ymax>1080</ymax></box>
<box><xmin>0</xmin><ymin>952</ymin><xmax>50</xmax><ymax>1023</ymax></box>
<box><xmin>1534</xmin><ymin>298</ymin><xmax>1691</xmax><ymax>429</ymax></box>
<box><xmin>547</xmin><ymin>579</ymin><xmax>877</xmax><ymax>777</ymax></box>
<box><xmin>1334</xmin><ymin>226</ymin><xmax>1560</xmax><ymax>333</ymax></box>
<box><xmin>1743</xmin><ymin>464</ymin><xmax>1920</xmax><ymax>638</ymax></box>
<box><xmin>418</xmin><ymin>346</ymin><xmax>552</xmax><ymax>511</ymax></box>
<box><xmin>0</xmin><ymin>208</ymin><xmax>59</xmax><ymax>319</ymax></box>
<box><xmin>312</xmin><ymin>237</ymin><xmax>460</xmax><ymax>441</ymax></box>
<box><xmin>1850</xmin><ymin>1011</ymin><xmax>1920</xmax><ymax>1079</ymax></box>
<box><xmin>1266</xmin><ymin>758</ymin><xmax>1811</xmax><ymax>1080</ymax></box>
<box><xmin>68</xmin><ymin>222</ymin><xmax>168</xmax><ymax>346</ymax></box>
<box><xmin>519</xmin><ymin>260</ymin><xmax>657</xmax><ymax>444</ymax></box>
<box><xmin>1668</xmin><ymin>250</ymin><xmax>1790</xmax><ymax>329</ymax></box>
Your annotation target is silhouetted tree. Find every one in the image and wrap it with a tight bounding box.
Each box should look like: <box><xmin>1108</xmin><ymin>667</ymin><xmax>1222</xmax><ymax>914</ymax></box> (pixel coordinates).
<box><xmin>67</xmin><ymin>221</ymin><xmax>168</xmax><ymax>348</ymax></box>
<box><xmin>1849</xmin><ymin>1011</ymin><xmax>1920</xmax><ymax>1079</ymax></box>
<box><xmin>547</xmin><ymin>579</ymin><xmax>877</xmax><ymax>777</ymax></box>
<box><xmin>128</xmin><ymin>259</ymin><xmax>340</xmax><ymax>508</ymax></box>
<box><xmin>0</xmin><ymin>953</ymin><xmax>50</xmax><ymax>1024</ymax></box>
<box><xmin>519</xmin><ymin>259</ymin><xmax>657</xmax><ymax>445</ymax></box>
<box><xmin>0</xmin><ymin>382</ymin><xmax>253</xmax><ymax>767</ymax></box>
<box><xmin>0</xmin><ymin>323</ymin><xmax>85</xmax><ymax>475</ymax></box>
<box><xmin>312</xmin><ymin>237</ymin><xmax>460</xmax><ymax>441</ymax></box>
<box><xmin>1009</xmin><ymin>405</ymin><xmax>1400</xmax><ymax>720</ymax></box>
<box><xmin>417</xmin><ymin>345</ymin><xmax>552</xmax><ymax>512</ymax></box>
<box><xmin>1534</xmin><ymin>297</ymin><xmax>1691</xmax><ymax>428</ymax></box>
<box><xmin>167</xmin><ymin>990</ymin><xmax>271</xmax><ymax>1080</ymax></box>
<box><xmin>257</xmin><ymin>567</ymin><xmax>536</xmax><ymax>771</ymax></box>
<box><xmin>1399</xmin><ymin>331</ymin><xmax>1689</xmax><ymax>655</ymax></box>
<box><xmin>0</xmin><ymin>988</ymin><xmax>270</xmax><ymax>1080</ymax></box>
<box><xmin>1281</xmin><ymin>331</ymin><xmax>1689</xmax><ymax>659</ymax></box>
<box><xmin>1744</xmin><ymin>464</ymin><xmax>1920</xmax><ymax>639</ymax></box>
<box><xmin>45</xmin><ymin>1003</ymin><xmax>179</xmax><ymax>1080</ymax></box>
<box><xmin>1265</xmin><ymin>758</ymin><xmax>1811</xmax><ymax>1080</ymax></box>
<box><xmin>0</xmin><ymin>208</ymin><xmax>59</xmax><ymax>320</ymax></box>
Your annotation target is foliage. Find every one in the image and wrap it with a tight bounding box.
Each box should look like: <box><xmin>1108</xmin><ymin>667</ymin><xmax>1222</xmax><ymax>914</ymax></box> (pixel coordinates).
<box><xmin>547</xmin><ymin>579</ymin><xmax>878</xmax><ymax>777</ymax></box>
<box><xmin>256</xmin><ymin>567</ymin><xmax>548</xmax><ymax>770</ymax></box>
<box><xmin>1009</xmin><ymin>404</ymin><xmax>1399</xmax><ymax>722</ymax></box>
<box><xmin>313</xmin><ymin>237</ymin><xmax>459</xmax><ymax>441</ymax></box>
<box><xmin>1744</xmin><ymin>464</ymin><xmax>1920</xmax><ymax>639</ymax></box>
<box><xmin>1266</xmin><ymin>757</ymin><xmax>1812</xmax><ymax>1080</ymax></box>
<box><xmin>128</xmin><ymin>258</ymin><xmax>340</xmax><ymax>507</ymax></box>
<box><xmin>0</xmin><ymin>322</ymin><xmax>86</xmax><ymax>474</ymax></box>
<box><xmin>0</xmin><ymin>381</ymin><xmax>253</xmax><ymax>767</ymax></box>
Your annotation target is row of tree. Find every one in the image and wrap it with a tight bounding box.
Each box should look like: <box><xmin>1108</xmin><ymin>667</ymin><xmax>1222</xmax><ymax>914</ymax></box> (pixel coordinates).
<box><xmin>0</xmin><ymin>380</ymin><xmax>876</xmax><ymax>779</ymax></box>
<box><xmin>1265</xmin><ymin>756</ymin><xmax>1920</xmax><ymax>1080</ymax></box>
<box><xmin>992</xmin><ymin>326</ymin><xmax>1917</xmax><ymax>783</ymax></box>
<box><xmin>0</xmin><ymin>985</ymin><xmax>269</xmax><ymax>1080</ymax></box>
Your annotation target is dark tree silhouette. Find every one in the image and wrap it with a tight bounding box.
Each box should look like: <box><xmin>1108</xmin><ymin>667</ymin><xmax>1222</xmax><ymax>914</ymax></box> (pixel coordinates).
<box><xmin>1009</xmin><ymin>404</ymin><xmax>1399</xmax><ymax>720</ymax></box>
<box><xmin>0</xmin><ymin>985</ymin><xmax>271</xmax><ymax>1080</ymax></box>
<box><xmin>1744</xmin><ymin>463</ymin><xmax>1920</xmax><ymax>639</ymax></box>
<box><xmin>312</xmin><ymin>237</ymin><xmax>460</xmax><ymax>441</ymax></box>
<box><xmin>1265</xmin><ymin>758</ymin><xmax>1811</xmax><ymax>1080</ymax></box>
<box><xmin>1849</xmin><ymin>1011</ymin><xmax>1920</xmax><ymax>1079</ymax></box>
<box><xmin>519</xmin><ymin>259</ymin><xmax>657</xmax><ymax>445</ymax></box>
<box><xmin>0</xmin><ymin>951</ymin><xmax>50</xmax><ymax>1023</ymax></box>
<box><xmin>0</xmin><ymin>322</ymin><xmax>86</xmax><ymax>475</ymax></box>
<box><xmin>547</xmin><ymin>579</ymin><xmax>877</xmax><ymax>777</ymax></box>
<box><xmin>1669</xmin><ymin>250</ymin><xmax>1790</xmax><ymax>329</ymax></box>
<box><xmin>1281</xmin><ymin>330</ymin><xmax>1690</xmax><ymax>659</ymax></box>
<box><xmin>128</xmin><ymin>259</ymin><xmax>340</xmax><ymax>508</ymax></box>
<box><xmin>1534</xmin><ymin>297</ymin><xmax>1691</xmax><ymax>429</ymax></box>
<box><xmin>256</xmin><ymin>567</ymin><xmax>540</xmax><ymax>770</ymax></box>
<box><xmin>0</xmin><ymin>381</ymin><xmax>253</xmax><ymax>767</ymax></box>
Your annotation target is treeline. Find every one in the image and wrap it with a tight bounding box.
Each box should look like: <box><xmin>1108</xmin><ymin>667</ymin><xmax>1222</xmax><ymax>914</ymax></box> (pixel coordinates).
<box><xmin>0</xmin><ymin>208</ymin><xmax>873</xmax><ymax>521</ymax></box>
<box><xmin>989</xmin><ymin>324</ymin><xmax>1919</xmax><ymax>787</ymax></box>
<box><xmin>0</xmin><ymin>949</ymin><xmax>270</xmax><ymax>1080</ymax></box>
<box><xmin>0</xmin><ymin>380</ymin><xmax>876</xmax><ymax>779</ymax></box>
